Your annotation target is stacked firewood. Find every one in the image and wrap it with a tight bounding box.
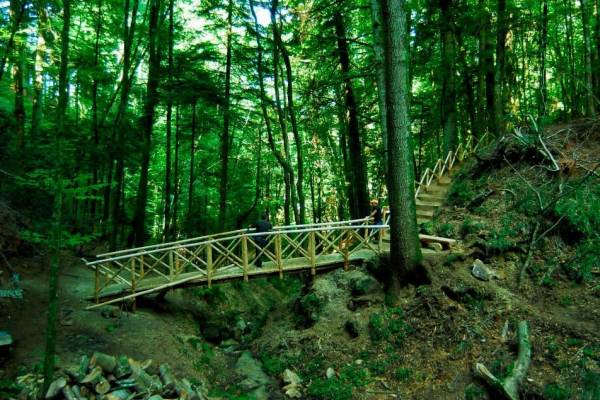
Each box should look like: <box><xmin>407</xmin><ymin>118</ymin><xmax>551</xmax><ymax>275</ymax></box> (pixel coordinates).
<box><xmin>42</xmin><ymin>352</ymin><xmax>207</xmax><ymax>400</ymax></box>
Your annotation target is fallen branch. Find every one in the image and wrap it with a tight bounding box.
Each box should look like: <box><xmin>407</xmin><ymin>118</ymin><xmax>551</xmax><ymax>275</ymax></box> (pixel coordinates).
<box><xmin>475</xmin><ymin>320</ymin><xmax>531</xmax><ymax>400</ymax></box>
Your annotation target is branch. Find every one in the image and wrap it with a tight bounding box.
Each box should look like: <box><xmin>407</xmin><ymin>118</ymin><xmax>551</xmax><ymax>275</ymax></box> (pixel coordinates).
<box><xmin>475</xmin><ymin>321</ymin><xmax>531</xmax><ymax>400</ymax></box>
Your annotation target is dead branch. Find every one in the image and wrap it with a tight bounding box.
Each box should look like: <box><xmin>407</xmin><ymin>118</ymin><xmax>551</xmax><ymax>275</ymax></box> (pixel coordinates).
<box><xmin>475</xmin><ymin>321</ymin><xmax>531</xmax><ymax>400</ymax></box>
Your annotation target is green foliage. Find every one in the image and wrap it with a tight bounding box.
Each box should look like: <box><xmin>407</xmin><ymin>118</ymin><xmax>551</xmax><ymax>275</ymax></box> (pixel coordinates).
<box><xmin>543</xmin><ymin>383</ymin><xmax>571</xmax><ymax>400</ymax></box>
<box><xmin>307</xmin><ymin>377</ymin><xmax>352</xmax><ymax>400</ymax></box>
<box><xmin>393</xmin><ymin>367</ymin><xmax>413</xmax><ymax>381</ymax></box>
<box><xmin>460</xmin><ymin>216</ymin><xmax>485</xmax><ymax>237</ymax></box>
<box><xmin>339</xmin><ymin>364</ymin><xmax>370</xmax><ymax>387</ymax></box>
<box><xmin>447</xmin><ymin>179</ymin><xmax>476</xmax><ymax>207</ymax></box>
<box><xmin>435</xmin><ymin>222</ymin><xmax>456</xmax><ymax>238</ymax></box>
<box><xmin>0</xmin><ymin>379</ymin><xmax>22</xmax><ymax>398</ymax></box>
<box><xmin>368</xmin><ymin>307</ymin><xmax>413</xmax><ymax>347</ymax></box>
<box><xmin>555</xmin><ymin>183</ymin><xmax>600</xmax><ymax>237</ymax></box>
<box><xmin>559</xmin><ymin>295</ymin><xmax>573</xmax><ymax>307</ymax></box>
<box><xmin>464</xmin><ymin>383</ymin><xmax>487</xmax><ymax>400</ymax></box>
<box><xmin>260</xmin><ymin>353</ymin><xmax>286</xmax><ymax>376</ymax></box>
<box><xmin>486</xmin><ymin>214</ymin><xmax>523</xmax><ymax>253</ymax></box>
<box><xmin>582</xmin><ymin>371</ymin><xmax>600</xmax><ymax>400</ymax></box>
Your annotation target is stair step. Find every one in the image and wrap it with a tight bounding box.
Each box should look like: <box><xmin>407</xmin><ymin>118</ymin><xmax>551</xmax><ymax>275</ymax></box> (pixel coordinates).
<box><xmin>438</xmin><ymin>176</ymin><xmax>452</xmax><ymax>185</ymax></box>
<box><xmin>416</xmin><ymin>200</ymin><xmax>442</xmax><ymax>209</ymax></box>
<box><xmin>417</xmin><ymin>193</ymin><xmax>447</xmax><ymax>202</ymax></box>
<box><xmin>416</xmin><ymin>209</ymin><xmax>435</xmax><ymax>218</ymax></box>
<box><xmin>422</xmin><ymin>184</ymin><xmax>450</xmax><ymax>194</ymax></box>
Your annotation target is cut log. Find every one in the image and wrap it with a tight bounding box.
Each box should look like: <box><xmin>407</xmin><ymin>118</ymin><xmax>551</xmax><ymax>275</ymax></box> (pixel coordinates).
<box><xmin>62</xmin><ymin>385</ymin><xmax>77</xmax><ymax>400</ymax></box>
<box><xmin>129</xmin><ymin>359</ymin><xmax>158</xmax><ymax>392</ymax></box>
<box><xmin>77</xmin><ymin>355</ymin><xmax>90</xmax><ymax>381</ymax></box>
<box><xmin>81</xmin><ymin>366</ymin><xmax>103</xmax><ymax>384</ymax></box>
<box><xmin>104</xmin><ymin>389</ymin><xmax>131</xmax><ymax>400</ymax></box>
<box><xmin>159</xmin><ymin>364</ymin><xmax>176</xmax><ymax>392</ymax></box>
<box><xmin>95</xmin><ymin>377</ymin><xmax>111</xmax><ymax>395</ymax></box>
<box><xmin>175</xmin><ymin>378</ymin><xmax>201</xmax><ymax>400</ymax></box>
<box><xmin>418</xmin><ymin>234</ymin><xmax>456</xmax><ymax>249</ymax></box>
<box><xmin>91</xmin><ymin>352</ymin><xmax>117</xmax><ymax>373</ymax></box>
<box><xmin>114</xmin><ymin>355</ymin><xmax>131</xmax><ymax>378</ymax></box>
<box><xmin>45</xmin><ymin>377</ymin><xmax>67</xmax><ymax>399</ymax></box>
<box><xmin>474</xmin><ymin>320</ymin><xmax>531</xmax><ymax>400</ymax></box>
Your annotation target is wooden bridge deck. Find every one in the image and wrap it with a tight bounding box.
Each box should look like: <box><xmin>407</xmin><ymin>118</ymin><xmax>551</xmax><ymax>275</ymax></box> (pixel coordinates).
<box><xmin>83</xmin><ymin>135</ymin><xmax>485</xmax><ymax>309</ymax></box>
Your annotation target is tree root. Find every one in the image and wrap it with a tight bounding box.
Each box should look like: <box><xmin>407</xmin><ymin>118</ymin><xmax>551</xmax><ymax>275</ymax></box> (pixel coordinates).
<box><xmin>474</xmin><ymin>320</ymin><xmax>531</xmax><ymax>400</ymax></box>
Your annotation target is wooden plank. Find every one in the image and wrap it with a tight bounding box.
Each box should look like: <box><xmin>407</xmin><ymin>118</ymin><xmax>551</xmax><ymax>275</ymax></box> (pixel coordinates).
<box><xmin>207</xmin><ymin>244</ymin><xmax>213</xmax><ymax>288</ymax></box>
<box><xmin>242</xmin><ymin>236</ymin><xmax>249</xmax><ymax>282</ymax></box>
<box><xmin>418</xmin><ymin>234</ymin><xmax>456</xmax><ymax>249</ymax></box>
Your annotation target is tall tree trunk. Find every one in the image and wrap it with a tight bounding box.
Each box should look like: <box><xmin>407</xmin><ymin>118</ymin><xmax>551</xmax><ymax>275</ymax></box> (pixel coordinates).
<box><xmin>12</xmin><ymin>11</ymin><xmax>25</xmax><ymax>152</ymax></box>
<box><xmin>271</xmin><ymin>0</ymin><xmax>305</xmax><ymax>224</ymax></box>
<box><xmin>334</xmin><ymin>10</ymin><xmax>369</xmax><ymax>219</ymax></box>
<box><xmin>564</xmin><ymin>0</ymin><xmax>577</xmax><ymax>118</ymax></box>
<box><xmin>581</xmin><ymin>0</ymin><xmax>596</xmax><ymax>117</ymax></box>
<box><xmin>131</xmin><ymin>0</ymin><xmax>161</xmax><ymax>246</ymax></box>
<box><xmin>90</xmin><ymin>0</ymin><xmax>103</xmax><ymax>223</ymax></box>
<box><xmin>163</xmin><ymin>0</ymin><xmax>174</xmax><ymax>240</ymax></box>
<box><xmin>250</xmin><ymin>0</ymin><xmax>295</xmax><ymax>225</ymax></box>
<box><xmin>110</xmin><ymin>0</ymin><xmax>140</xmax><ymax>250</ymax></box>
<box><xmin>31</xmin><ymin>3</ymin><xmax>51</xmax><ymax>141</ymax></box>
<box><xmin>187</xmin><ymin>101</ymin><xmax>196</xmax><ymax>228</ymax></box>
<box><xmin>381</xmin><ymin>0</ymin><xmax>422</xmax><ymax>287</ymax></box>
<box><xmin>43</xmin><ymin>0</ymin><xmax>69</xmax><ymax>392</ymax></box>
<box><xmin>538</xmin><ymin>0</ymin><xmax>548</xmax><ymax>118</ymax></box>
<box><xmin>218</xmin><ymin>0</ymin><xmax>233</xmax><ymax>230</ymax></box>
<box><xmin>0</xmin><ymin>0</ymin><xmax>25</xmax><ymax>82</ymax></box>
<box><xmin>477</xmin><ymin>0</ymin><xmax>489</xmax><ymax>137</ymax></box>
<box><xmin>494</xmin><ymin>0</ymin><xmax>508</xmax><ymax>136</ymax></box>
<box><xmin>171</xmin><ymin>101</ymin><xmax>180</xmax><ymax>235</ymax></box>
<box><xmin>439</xmin><ymin>0</ymin><xmax>457</xmax><ymax>152</ymax></box>
<box><xmin>370</xmin><ymin>0</ymin><xmax>389</xmax><ymax>172</ymax></box>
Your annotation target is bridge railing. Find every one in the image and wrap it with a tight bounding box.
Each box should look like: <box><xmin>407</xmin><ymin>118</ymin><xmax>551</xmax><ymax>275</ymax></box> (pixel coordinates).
<box><xmin>86</xmin><ymin>217</ymin><xmax>389</xmax><ymax>306</ymax></box>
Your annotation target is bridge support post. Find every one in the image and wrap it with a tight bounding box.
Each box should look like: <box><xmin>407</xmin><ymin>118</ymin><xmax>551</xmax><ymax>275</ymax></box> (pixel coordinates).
<box><xmin>207</xmin><ymin>244</ymin><xmax>213</xmax><ymax>288</ymax></box>
<box><xmin>309</xmin><ymin>232</ymin><xmax>316</xmax><ymax>276</ymax></box>
<box><xmin>242</xmin><ymin>236</ymin><xmax>249</xmax><ymax>282</ymax></box>
<box><xmin>275</xmin><ymin>234</ymin><xmax>283</xmax><ymax>279</ymax></box>
<box><xmin>169</xmin><ymin>251</ymin><xmax>174</xmax><ymax>282</ymax></box>
<box><xmin>131</xmin><ymin>258</ymin><xmax>137</xmax><ymax>312</ymax></box>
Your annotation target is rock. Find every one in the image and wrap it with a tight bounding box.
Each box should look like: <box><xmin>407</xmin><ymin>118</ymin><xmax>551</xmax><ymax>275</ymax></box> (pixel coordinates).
<box><xmin>326</xmin><ymin>368</ymin><xmax>336</xmax><ymax>380</ymax></box>
<box><xmin>282</xmin><ymin>369</ymin><xmax>301</xmax><ymax>385</ymax></box>
<box><xmin>346</xmin><ymin>271</ymin><xmax>381</xmax><ymax>296</ymax></box>
<box><xmin>239</xmin><ymin>378</ymin><xmax>260</xmax><ymax>391</ymax></box>
<box><xmin>283</xmin><ymin>384</ymin><xmax>302</xmax><ymax>398</ymax></box>
<box><xmin>344</xmin><ymin>320</ymin><xmax>359</xmax><ymax>338</ymax></box>
<box><xmin>355</xmin><ymin>359</ymin><xmax>363</xmax><ymax>365</ymax></box>
<box><xmin>471</xmin><ymin>259</ymin><xmax>491</xmax><ymax>281</ymax></box>
<box><xmin>235</xmin><ymin>352</ymin><xmax>271</xmax><ymax>395</ymax></box>
<box><xmin>219</xmin><ymin>338</ymin><xmax>240</xmax><ymax>352</ymax></box>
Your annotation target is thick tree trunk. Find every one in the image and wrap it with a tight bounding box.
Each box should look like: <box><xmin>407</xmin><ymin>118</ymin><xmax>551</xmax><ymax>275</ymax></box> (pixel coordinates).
<box><xmin>538</xmin><ymin>0</ymin><xmax>548</xmax><ymax>118</ymax></box>
<box><xmin>439</xmin><ymin>0</ymin><xmax>458</xmax><ymax>152</ymax></box>
<box><xmin>31</xmin><ymin>4</ymin><xmax>51</xmax><ymax>141</ymax></box>
<box><xmin>110</xmin><ymin>0</ymin><xmax>140</xmax><ymax>250</ymax></box>
<box><xmin>477</xmin><ymin>0</ymin><xmax>489</xmax><ymax>137</ymax></box>
<box><xmin>271</xmin><ymin>0</ymin><xmax>305</xmax><ymax>224</ymax></box>
<box><xmin>218</xmin><ymin>0</ymin><xmax>233</xmax><ymax>230</ymax></box>
<box><xmin>13</xmin><ymin>26</ymin><xmax>25</xmax><ymax>152</ymax></box>
<box><xmin>334</xmin><ymin>11</ymin><xmax>369</xmax><ymax>219</ymax></box>
<box><xmin>171</xmin><ymin>102</ymin><xmax>180</xmax><ymax>235</ymax></box>
<box><xmin>494</xmin><ymin>0</ymin><xmax>507</xmax><ymax>136</ymax></box>
<box><xmin>581</xmin><ymin>0</ymin><xmax>596</xmax><ymax>117</ymax></box>
<box><xmin>370</xmin><ymin>0</ymin><xmax>388</xmax><ymax>170</ymax></box>
<box><xmin>43</xmin><ymin>0</ymin><xmax>69</xmax><ymax>393</ymax></box>
<box><xmin>163</xmin><ymin>0</ymin><xmax>174</xmax><ymax>240</ymax></box>
<box><xmin>131</xmin><ymin>0</ymin><xmax>162</xmax><ymax>246</ymax></box>
<box><xmin>0</xmin><ymin>0</ymin><xmax>25</xmax><ymax>82</ymax></box>
<box><xmin>250</xmin><ymin>0</ymin><xmax>295</xmax><ymax>226</ymax></box>
<box><xmin>381</xmin><ymin>0</ymin><xmax>422</xmax><ymax>285</ymax></box>
<box><xmin>90</xmin><ymin>0</ymin><xmax>103</xmax><ymax>223</ymax></box>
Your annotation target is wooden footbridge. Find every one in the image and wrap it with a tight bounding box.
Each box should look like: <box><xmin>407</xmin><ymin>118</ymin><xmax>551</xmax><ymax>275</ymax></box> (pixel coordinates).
<box><xmin>84</xmin><ymin>135</ymin><xmax>486</xmax><ymax>309</ymax></box>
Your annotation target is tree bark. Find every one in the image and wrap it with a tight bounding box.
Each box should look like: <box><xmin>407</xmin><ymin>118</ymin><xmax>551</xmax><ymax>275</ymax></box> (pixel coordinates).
<box><xmin>0</xmin><ymin>0</ymin><xmax>25</xmax><ymax>82</ymax></box>
<box><xmin>477</xmin><ymin>0</ymin><xmax>489</xmax><ymax>138</ymax></box>
<box><xmin>131</xmin><ymin>0</ymin><xmax>162</xmax><ymax>246</ymax></box>
<box><xmin>494</xmin><ymin>0</ymin><xmax>508</xmax><ymax>136</ymax></box>
<box><xmin>218</xmin><ymin>0</ymin><xmax>233</xmax><ymax>230</ymax></box>
<box><xmin>90</xmin><ymin>0</ymin><xmax>103</xmax><ymax>222</ymax></box>
<box><xmin>370</xmin><ymin>0</ymin><xmax>388</xmax><ymax>171</ymax></box>
<box><xmin>581</xmin><ymin>0</ymin><xmax>596</xmax><ymax>117</ymax></box>
<box><xmin>439</xmin><ymin>0</ymin><xmax>457</xmax><ymax>152</ymax></box>
<box><xmin>43</xmin><ymin>0</ymin><xmax>69</xmax><ymax>393</ymax></box>
<box><xmin>110</xmin><ymin>0</ymin><xmax>140</xmax><ymax>250</ymax></box>
<box><xmin>334</xmin><ymin>10</ymin><xmax>369</xmax><ymax>219</ymax></box>
<box><xmin>271</xmin><ymin>0</ymin><xmax>305</xmax><ymax>224</ymax></box>
<box><xmin>163</xmin><ymin>0</ymin><xmax>174</xmax><ymax>240</ymax></box>
<box><xmin>11</xmin><ymin>0</ymin><xmax>26</xmax><ymax>153</ymax></box>
<box><xmin>381</xmin><ymin>0</ymin><xmax>422</xmax><ymax>284</ymax></box>
<box><xmin>538</xmin><ymin>0</ymin><xmax>548</xmax><ymax>118</ymax></box>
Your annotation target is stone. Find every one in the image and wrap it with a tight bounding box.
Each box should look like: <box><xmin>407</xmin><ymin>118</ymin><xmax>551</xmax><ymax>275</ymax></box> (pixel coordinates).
<box><xmin>283</xmin><ymin>384</ymin><xmax>302</xmax><ymax>398</ymax></box>
<box><xmin>326</xmin><ymin>368</ymin><xmax>336</xmax><ymax>380</ymax></box>
<box><xmin>235</xmin><ymin>352</ymin><xmax>271</xmax><ymax>395</ymax></box>
<box><xmin>471</xmin><ymin>259</ymin><xmax>491</xmax><ymax>281</ymax></box>
<box><xmin>282</xmin><ymin>369</ymin><xmax>301</xmax><ymax>385</ymax></box>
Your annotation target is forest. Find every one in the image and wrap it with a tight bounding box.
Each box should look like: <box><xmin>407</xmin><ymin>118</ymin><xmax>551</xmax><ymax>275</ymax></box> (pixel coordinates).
<box><xmin>0</xmin><ymin>0</ymin><xmax>599</xmax><ymax>399</ymax></box>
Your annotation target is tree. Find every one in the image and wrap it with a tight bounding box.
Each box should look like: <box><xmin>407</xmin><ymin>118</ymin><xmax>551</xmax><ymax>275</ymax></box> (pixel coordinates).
<box><xmin>580</xmin><ymin>0</ymin><xmax>596</xmax><ymax>117</ymax></box>
<box><xmin>439</xmin><ymin>0</ymin><xmax>458</xmax><ymax>152</ymax></box>
<box><xmin>381</xmin><ymin>0</ymin><xmax>422</xmax><ymax>285</ymax></box>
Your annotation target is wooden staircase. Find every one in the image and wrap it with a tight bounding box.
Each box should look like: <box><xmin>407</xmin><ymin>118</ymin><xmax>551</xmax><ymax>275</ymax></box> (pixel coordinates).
<box><xmin>415</xmin><ymin>175</ymin><xmax>453</xmax><ymax>224</ymax></box>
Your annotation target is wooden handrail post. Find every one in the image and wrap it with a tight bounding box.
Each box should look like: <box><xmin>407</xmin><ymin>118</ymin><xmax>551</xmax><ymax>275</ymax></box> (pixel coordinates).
<box><xmin>131</xmin><ymin>257</ymin><xmax>137</xmax><ymax>312</ymax></box>
<box><xmin>175</xmin><ymin>248</ymin><xmax>182</xmax><ymax>276</ymax></box>
<box><xmin>95</xmin><ymin>265</ymin><xmax>100</xmax><ymax>304</ymax></box>
<box><xmin>140</xmin><ymin>255</ymin><xmax>145</xmax><ymax>279</ymax></box>
<box><xmin>276</xmin><ymin>233</ymin><xmax>283</xmax><ymax>279</ymax></box>
<box><xmin>343</xmin><ymin>230</ymin><xmax>350</xmax><ymax>271</ymax></box>
<box><xmin>207</xmin><ymin>244</ymin><xmax>213</xmax><ymax>288</ymax></box>
<box><xmin>169</xmin><ymin>250</ymin><xmax>174</xmax><ymax>281</ymax></box>
<box><xmin>309</xmin><ymin>231</ymin><xmax>316</xmax><ymax>276</ymax></box>
<box><xmin>242</xmin><ymin>235</ymin><xmax>249</xmax><ymax>282</ymax></box>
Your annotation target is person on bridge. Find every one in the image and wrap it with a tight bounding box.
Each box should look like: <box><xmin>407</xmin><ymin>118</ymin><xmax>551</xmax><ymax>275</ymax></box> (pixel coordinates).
<box><xmin>368</xmin><ymin>199</ymin><xmax>383</xmax><ymax>225</ymax></box>
<box><xmin>251</xmin><ymin>212</ymin><xmax>272</xmax><ymax>268</ymax></box>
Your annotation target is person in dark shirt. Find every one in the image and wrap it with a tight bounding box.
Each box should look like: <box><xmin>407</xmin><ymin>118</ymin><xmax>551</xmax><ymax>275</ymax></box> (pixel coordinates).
<box><xmin>369</xmin><ymin>199</ymin><xmax>383</xmax><ymax>225</ymax></box>
<box><xmin>251</xmin><ymin>212</ymin><xmax>272</xmax><ymax>268</ymax></box>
